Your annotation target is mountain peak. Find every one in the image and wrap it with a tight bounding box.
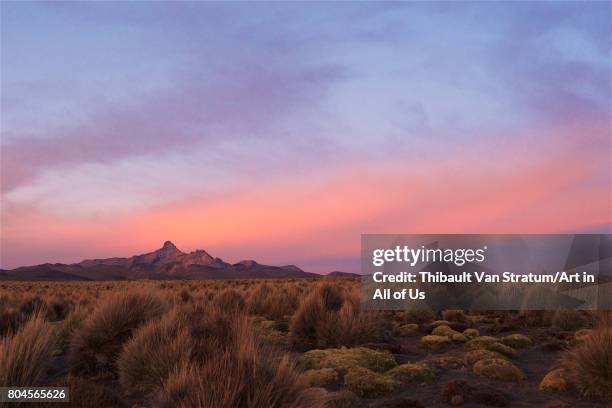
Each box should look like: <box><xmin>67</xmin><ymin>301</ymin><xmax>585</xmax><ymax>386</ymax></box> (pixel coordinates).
<box><xmin>162</xmin><ymin>241</ymin><xmax>177</xmax><ymax>250</ymax></box>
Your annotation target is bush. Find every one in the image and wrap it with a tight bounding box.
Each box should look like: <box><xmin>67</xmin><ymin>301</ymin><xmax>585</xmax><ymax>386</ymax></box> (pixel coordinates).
<box><xmin>118</xmin><ymin>309</ymin><xmax>192</xmax><ymax>397</ymax></box>
<box><xmin>68</xmin><ymin>289</ymin><xmax>168</xmax><ymax>374</ymax></box>
<box><xmin>344</xmin><ymin>366</ymin><xmax>399</xmax><ymax>397</ymax></box>
<box><xmin>563</xmin><ymin>326</ymin><xmax>612</xmax><ymax>401</ymax></box>
<box><xmin>387</xmin><ymin>363</ymin><xmax>435</xmax><ymax>383</ymax></box>
<box><xmin>296</xmin><ymin>347</ymin><xmax>397</xmax><ymax>374</ymax></box>
<box><xmin>0</xmin><ymin>314</ymin><xmax>56</xmax><ymax>386</ymax></box>
<box><xmin>473</xmin><ymin>358</ymin><xmax>525</xmax><ymax>382</ymax></box>
<box><xmin>299</xmin><ymin>368</ymin><xmax>338</xmax><ymax>387</ymax></box>
<box><xmin>420</xmin><ymin>335</ymin><xmax>451</xmax><ymax>350</ymax></box>
<box><xmin>499</xmin><ymin>334</ymin><xmax>532</xmax><ymax>349</ymax></box>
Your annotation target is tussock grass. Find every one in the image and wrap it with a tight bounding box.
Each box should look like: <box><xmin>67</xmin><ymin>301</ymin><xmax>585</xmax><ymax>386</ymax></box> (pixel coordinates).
<box><xmin>68</xmin><ymin>289</ymin><xmax>168</xmax><ymax>374</ymax></box>
<box><xmin>118</xmin><ymin>308</ymin><xmax>192</xmax><ymax>397</ymax></box>
<box><xmin>0</xmin><ymin>314</ymin><xmax>56</xmax><ymax>386</ymax></box>
<box><xmin>214</xmin><ymin>288</ymin><xmax>246</xmax><ymax>314</ymax></box>
<box><xmin>290</xmin><ymin>284</ymin><xmax>381</xmax><ymax>350</ymax></box>
<box><xmin>563</xmin><ymin>320</ymin><xmax>612</xmax><ymax>402</ymax></box>
<box><xmin>155</xmin><ymin>310</ymin><xmax>323</xmax><ymax>408</ymax></box>
<box><xmin>248</xmin><ymin>283</ymin><xmax>301</xmax><ymax>320</ymax></box>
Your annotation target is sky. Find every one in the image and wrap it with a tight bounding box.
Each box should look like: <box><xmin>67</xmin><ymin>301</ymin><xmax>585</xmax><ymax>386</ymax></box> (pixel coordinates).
<box><xmin>1</xmin><ymin>2</ymin><xmax>611</xmax><ymax>273</ymax></box>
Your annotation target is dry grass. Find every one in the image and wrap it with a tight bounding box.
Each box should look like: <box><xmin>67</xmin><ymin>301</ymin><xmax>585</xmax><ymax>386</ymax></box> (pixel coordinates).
<box><xmin>155</xmin><ymin>309</ymin><xmax>323</xmax><ymax>408</ymax></box>
<box><xmin>563</xmin><ymin>319</ymin><xmax>612</xmax><ymax>402</ymax></box>
<box><xmin>118</xmin><ymin>308</ymin><xmax>192</xmax><ymax>398</ymax></box>
<box><xmin>248</xmin><ymin>282</ymin><xmax>301</xmax><ymax>320</ymax></box>
<box><xmin>214</xmin><ymin>288</ymin><xmax>247</xmax><ymax>314</ymax></box>
<box><xmin>3</xmin><ymin>279</ymin><xmax>607</xmax><ymax>407</ymax></box>
<box><xmin>68</xmin><ymin>289</ymin><xmax>168</xmax><ymax>375</ymax></box>
<box><xmin>289</xmin><ymin>283</ymin><xmax>381</xmax><ymax>350</ymax></box>
<box><xmin>0</xmin><ymin>313</ymin><xmax>56</xmax><ymax>386</ymax></box>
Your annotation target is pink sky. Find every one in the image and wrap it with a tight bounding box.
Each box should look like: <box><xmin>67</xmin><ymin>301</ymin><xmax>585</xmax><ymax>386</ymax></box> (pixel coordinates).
<box><xmin>1</xmin><ymin>2</ymin><xmax>610</xmax><ymax>272</ymax></box>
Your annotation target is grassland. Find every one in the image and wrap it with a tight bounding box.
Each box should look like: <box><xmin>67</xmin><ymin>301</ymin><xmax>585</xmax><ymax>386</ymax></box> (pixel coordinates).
<box><xmin>0</xmin><ymin>279</ymin><xmax>610</xmax><ymax>407</ymax></box>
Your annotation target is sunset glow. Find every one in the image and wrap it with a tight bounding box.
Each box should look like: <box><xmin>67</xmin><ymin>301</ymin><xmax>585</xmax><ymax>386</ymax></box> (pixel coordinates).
<box><xmin>1</xmin><ymin>2</ymin><xmax>610</xmax><ymax>272</ymax></box>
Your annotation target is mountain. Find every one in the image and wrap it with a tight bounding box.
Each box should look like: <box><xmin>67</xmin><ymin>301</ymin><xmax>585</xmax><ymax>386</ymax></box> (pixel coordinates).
<box><xmin>327</xmin><ymin>271</ymin><xmax>361</xmax><ymax>278</ymax></box>
<box><xmin>0</xmin><ymin>241</ymin><xmax>321</xmax><ymax>281</ymax></box>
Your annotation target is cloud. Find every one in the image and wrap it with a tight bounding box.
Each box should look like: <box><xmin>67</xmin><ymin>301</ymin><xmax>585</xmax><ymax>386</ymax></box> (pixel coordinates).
<box><xmin>1</xmin><ymin>60</ymin><xmax>345</xmax><ymax>193</ymax></box>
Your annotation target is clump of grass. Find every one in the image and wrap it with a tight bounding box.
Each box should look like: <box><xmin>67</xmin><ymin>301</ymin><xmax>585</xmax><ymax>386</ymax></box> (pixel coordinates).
<box><xmin>248</xmin><ymin>283</ymin><xmax>301</xmax><ymax>320</ymax></box>
<box><xmin>214</xmin><ymin>289</ymin><xmax>246</xmax><ymax>314</ymax></box>
<box><xmin>0</xmin><ymin>314</ymin><xmax>56</xmax><ymax>386</ymax></box>
<box><xmin>289</xmin><ymin>284</ymin><xmax>380</xmax><ymax>350</ymax></box>
<box><xmin>155</xmin><ymin>312</ymin><xmax>324</xmax><ymax>408</ymax></box>
<box><xmin>563</xmin><ymin>324</ymin><xmax>612</xmax><ymax>402</ymax></box>
<box><xmin>179</xmin><ymin>289</ymin><xmax>191</xmax><ymax>303</ymax></box>
<box><xmin>118</xmin><ymin>309</ymin><xmax>192</xmax><ymax>398</ymax></box>
<box><xmin>68</xmin><ymin>289</ymin><xmax>168</xmax><ymax>375</ymax></box>
<box><xmin>55</xmin><ymin>306</ymin><xmax>86</xmax><ymax>355</ymax></box>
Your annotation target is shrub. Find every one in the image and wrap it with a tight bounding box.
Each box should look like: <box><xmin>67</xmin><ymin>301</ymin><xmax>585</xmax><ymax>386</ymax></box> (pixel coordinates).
<box><xmin>563</xmin><ymin>326</ymin><xmax>612</xmax><ymax>401</ymax></box>
<box><xmin>420</xmin><ymin>335</ymin><xmax>451</xmax><ymax>350</ymax></box>
<box><xmin>344</xmin><ymin>366</ymin><xmax>399</xmax><ymax>398</ymax></box>
<box><xmin>299</xmin><ymin>368</ymin><xmax>338</xmax><ymax>387</ymax></box>
<box><xmin>387</xmin><ymin>363</ymin><xmax>435</xmax><ymax>383</ymax></box>
<box><xmin>486</xmin><ymin>342</ymin><xmax>517</xmax><ymax>359</ymax></box>
<box><xmin>296</xmin><ymin>347</ymin><xmax>397</xmax><ymax>374</ymax></box>
<box><xmin>539</xmin><ymin>368</ymin><xmax>568</xmax><ymax>392</ymax></box>
<box><xmin>118</xmin><ymin>309</ymin><xmax>192</xmax><ymax>397</ymax></box>
<box><xmin>499</xmin><ymin>334</ymin><xmax>532</xmax><ymax>349</ymax></box>
<box><xmin>473</xmin><ymin>358</ymin><xmax>524</xmax><ymax>382</ymax></box>
<box><xmin>464</xmin><ymin>349</ymin><xmax>507</xmax><ymax>366</ymax></box>
<box><xmin>465</xmin><ymin>336</ymin><xmax>498</xmax><ymax>350</ymax></box>
<box><xmin>463</xmin><ymin>328</ymin><xmax>479</xmax><ymax>339</ymax></box>
<box><xmin>68</xmin><ymin>289</ymin><xmax>168</xmax><ymax>374</ymax></box>
<box><xmin>0</xmin><ymin>314</ymin><xmax>56</xmax><ymax>386</ymax></box>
